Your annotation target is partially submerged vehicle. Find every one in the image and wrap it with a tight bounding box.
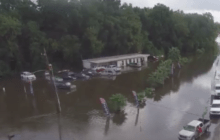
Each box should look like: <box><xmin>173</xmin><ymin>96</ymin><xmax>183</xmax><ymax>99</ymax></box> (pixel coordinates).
<box><xmin>178</xmin><ymin>118</ymin><xmax>211</xmax><ymax>140</ymax></box>
<box><xmin>54</xmin><ymin>81</ymin><xmax>76</xmax><ymax>89</ymax></box>
<box><xmin>148</xmin><ymin>55</ymin><xmax>159</xmax><ymax>62</ymax></box>
<box><xmin>92</xmin><ymin>66</ymin><xmax>105</xmax><ymax>72</ymax></box>
<box><xmin>100</xmin><ymin>69</ymin><xmax>117</xmax><ymax>76</ymax></box>
<box><xmin>127</xmin><ymin>62</ymin><xmax>142</xmax><ymax>68</ymax></box>
<box><xmin>82</xmin><ymin>69</ymin><xmax>97</xmax><ymax>77</ymax></box>
<box><xmin>57</xmin><ymin>70</ymin><xmax>76</xmax><ymax>81</ymax></box>
<box><xmin>105</xmin><ymin>65</ymin><xmax>121</xmax><ymax>72</ymax></box>
<box><xmin>21</xmin><ymin>72</ymin><xmax>36</xmax><ymax>80</ymax></box>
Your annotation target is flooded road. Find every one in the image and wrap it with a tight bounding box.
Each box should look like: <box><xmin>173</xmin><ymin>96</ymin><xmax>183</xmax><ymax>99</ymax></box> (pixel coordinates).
<box><xmin>0</xmin><ymin>53</ymin><xmax>219</xmax><ymax>140</ymax></box>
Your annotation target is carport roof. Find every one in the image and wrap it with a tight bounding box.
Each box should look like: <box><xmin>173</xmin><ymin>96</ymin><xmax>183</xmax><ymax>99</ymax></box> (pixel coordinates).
<box><xmin>83</xmin><ymin>53</ymin><xmax>150</xmax><ymax>64</ymax></box>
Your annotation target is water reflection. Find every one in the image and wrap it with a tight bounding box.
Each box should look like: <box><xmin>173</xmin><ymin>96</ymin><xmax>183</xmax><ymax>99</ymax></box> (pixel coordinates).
<box><xmin>104</xmin><ymin>117</ymin><xmax>110</xmax><ymax>136</ymax></box>
<box><xmin>135</xmin><ymin>109</ymin><xmax>139</xmax><ymax>126</ymax></box>
<box><xmin>112</xmin><ymin>110</ymin><xmax>127</xmax><ymax>126</ymax></box>
<box><xmin>153</xmin><ymin>55</ymin><xmax>216</xmax><ymax>102</ymax></box>
<box><xmin>0</xmin><ymin>53</ymin><xmax>218</xmax><ymax>140</ymax></box>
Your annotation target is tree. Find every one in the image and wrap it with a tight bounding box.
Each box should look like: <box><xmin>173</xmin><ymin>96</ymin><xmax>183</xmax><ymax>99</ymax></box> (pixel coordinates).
<box><xmin>0</xmin><ymin>0</ymin><xmax>218</xmax><ymax>76</ymax></box>
<box><xmin>168</xmin><ymin>47</ymin><xmax>181</xmax><ymax>62</ymax></box>
<box><xmin>109</xmin><ymin>94</ymin><xmax>126</xmax><ymax>112</ymax></box>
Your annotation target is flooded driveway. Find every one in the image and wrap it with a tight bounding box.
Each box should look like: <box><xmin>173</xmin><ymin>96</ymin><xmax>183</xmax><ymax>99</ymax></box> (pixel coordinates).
<box><xmin>0</xmin><ymin>54</ymin><xmax>219</xmax><ymax>140</ymax></box>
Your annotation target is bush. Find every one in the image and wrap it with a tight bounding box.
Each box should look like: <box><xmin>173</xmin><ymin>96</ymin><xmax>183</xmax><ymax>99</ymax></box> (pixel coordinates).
<box><xmin>137</xmin><ymin>92</ymin><xmax>145</xmax><ymax>102</ymax></box>
<box><xmin>179</xmin><ymin>57</ymin><xmax>190</xmax><ymax>65</ymax></box>
<box><xmin>148</xmin><ymin>59</ymin><xmax>172</xmax><ymax>87</ymax></box>
<box><xmin>168</xmin><ymin>47</ymin><xmax>181</xmax><ymax>62</ymax></box>
<box><xmin>109</xmin><ymin>94</ymin><xmax>127</xmax><ymax>111</ymax></box>
<box><xmin>145</xmin><ymin>88</ymin><xmax>154</xmax><ymax>98</ymax></box>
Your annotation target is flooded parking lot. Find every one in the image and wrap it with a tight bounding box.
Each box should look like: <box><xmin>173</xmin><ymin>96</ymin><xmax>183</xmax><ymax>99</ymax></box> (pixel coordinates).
<box><xmin>0</xmin><ymin>53</ymin><xmax>219</xmax><ymax>140</ymax></box>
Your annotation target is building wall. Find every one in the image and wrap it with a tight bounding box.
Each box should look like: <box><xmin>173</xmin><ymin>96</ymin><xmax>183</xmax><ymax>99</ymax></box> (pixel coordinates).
<box><xmin>117</xmin><ymin>61</ymin><xmax>122</xmax><ymax>67</ymax></box>
<box><xmin>83</xmin><ymin>60</ymin><xmax>91</xmax><ymax>69</ymax></box>
<box><xmin>83</xmin><ymin>54</ymin><xmax>150</xmax><ymax>68</ymax></box>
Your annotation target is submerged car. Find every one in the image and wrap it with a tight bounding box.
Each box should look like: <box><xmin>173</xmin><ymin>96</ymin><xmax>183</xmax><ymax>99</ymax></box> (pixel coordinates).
<box><xmin>105</xmin><ymin>65</ymin><xmax>121</xmax><ymax>72</ymax></box>
<box><xmin>75</xmin><ymin>73</ymin><xmax>90</xmax><ymax>80</ymax></box>
<box><xmin>57</xmin><ymin>70</ymin><xmax>77</xmax><ymax>81</ymax></box>
<box><xmin>21</xmin><ymin>71</ymin><xmax>36</xmax><ymax>80</ymax></box>
<box><xmin>54</xmin><ymin>81</ymin><xmax>76</xmax><ymax>89</ymax></box>
<box><xmin>82</xmin><ymin>69</ymin><xmax>97</xmax><ymax>77</ymax></box>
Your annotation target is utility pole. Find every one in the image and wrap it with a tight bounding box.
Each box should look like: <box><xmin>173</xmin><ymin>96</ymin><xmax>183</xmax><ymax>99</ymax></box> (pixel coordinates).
<box><xmin>43</xmin><ymin>48</ymin><xmax>61</xmax><ymax>113</ymax></box>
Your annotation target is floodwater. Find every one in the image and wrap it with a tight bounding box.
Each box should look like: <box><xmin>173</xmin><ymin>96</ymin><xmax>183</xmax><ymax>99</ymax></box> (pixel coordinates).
<box><xmin>0</xmin><ymin>53</ymin><xmax>220</xmax><ymax>140</ymax></box>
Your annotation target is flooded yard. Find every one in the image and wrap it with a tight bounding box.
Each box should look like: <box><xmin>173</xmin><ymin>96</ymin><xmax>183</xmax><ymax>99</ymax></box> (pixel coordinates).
<box><xmin>0</xmin><ymin>53</ymin><xmax>219</xmax><ymax>140</ymax></box>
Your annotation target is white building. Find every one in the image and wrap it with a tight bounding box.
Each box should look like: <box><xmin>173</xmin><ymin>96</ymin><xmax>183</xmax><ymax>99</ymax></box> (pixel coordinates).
<box><xmin>82</xmin><ymin>53</ymin><xmax>150</xmax><ymax>69</ymax></box>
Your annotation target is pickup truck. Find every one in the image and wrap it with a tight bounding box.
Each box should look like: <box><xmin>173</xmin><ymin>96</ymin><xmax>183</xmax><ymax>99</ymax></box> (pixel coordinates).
<box><xmin>178</xmin><ymin>118</ymin><xmax>211</xmax><ymax>140</ymax></box>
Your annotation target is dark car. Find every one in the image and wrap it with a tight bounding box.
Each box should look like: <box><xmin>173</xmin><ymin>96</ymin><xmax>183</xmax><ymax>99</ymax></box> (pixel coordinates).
<box><xmin>75</xmin><ymin>73</ymin><xmax>90</xmax><ymax>80</ymax></box>
<box><xmin>57</xmin><ymin>71</ymin><xmax>76</xmax><ymax>81</ymax></box>
<box><xmin>82</xmin><ymin>69</ymin><xmax>96</xmax><ymax>77</ymax></box>
<box><xmin>62</xmin><ymin>72</ymin><xmax>76</xmax><ymax>81</ymax></box>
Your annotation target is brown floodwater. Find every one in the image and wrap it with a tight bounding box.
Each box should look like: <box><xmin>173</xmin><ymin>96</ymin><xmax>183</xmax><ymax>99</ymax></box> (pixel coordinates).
<box><xmin>0</xmin><ymin>53</ymin><xmax>219</xmax><ymax>140</ymax></box>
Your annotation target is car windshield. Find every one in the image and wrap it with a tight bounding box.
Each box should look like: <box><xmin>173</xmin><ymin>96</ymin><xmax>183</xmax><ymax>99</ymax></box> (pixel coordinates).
<box><xmin>212</xmin><ymin>104</ymin><xmax>220</xmax><ymax>107</ymax></box>
<box><xmin>183</xmin><ymin>125</ymin><xmax>195</xmax><ymax>132</ymax></box>
<box><xmin>216</xmin><ymin>86</ymin><xmax>220</xmax><ymax>90</ymax></box>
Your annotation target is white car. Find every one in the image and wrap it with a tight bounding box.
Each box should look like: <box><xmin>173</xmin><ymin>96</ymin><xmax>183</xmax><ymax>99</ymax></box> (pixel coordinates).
<box><xmin>92</xmin><ymin>66</ymin><xmax>106</xmax><ymax>72</ymax></box>
<box><xmin>215</xmin><ymin>70</ymin><xmax>220</xmax><ymax>80</ymax></box>
<box><xmin>106</xmin><ymin>65</ymin><xmax>121</xmax><ymax>72</ymax></box>
<box><xmin>21</xmin><ymin>72</ymin><xmax>36</xmax><ymax>80</ymax></box>
<box><xmin>213</xmin><ymin>83</ymin><xmax>220</xmax><ymax>97</ymax></box>
<box><xmin>178</xmin><ymin>119</ymin><xmax>210</xmax><ymax>140</ymax></box>
<box><xmin>210</xmin><ymin>99</ymin><xmax>220</xmax><ymax>116</ymax></box>
<box><xmin>100</xmin><ymin>70</ymin><xmax>116</xmax><ymax>76</ymax></box>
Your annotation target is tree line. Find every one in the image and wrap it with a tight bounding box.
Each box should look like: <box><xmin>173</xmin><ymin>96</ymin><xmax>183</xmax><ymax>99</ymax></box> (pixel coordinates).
<box><xmin>0</xmin><ymin>0</ymin><xmax>219</xmax><ymax>77</ymax></box>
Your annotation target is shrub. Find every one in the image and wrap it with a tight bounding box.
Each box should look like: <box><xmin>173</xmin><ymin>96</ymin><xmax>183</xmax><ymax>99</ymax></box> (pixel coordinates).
<box><xmin>145</xmin><ymin>88</ymin><xmax>154</xmax><ymax>98</ymax></box>
<box><xmin>168</xmin><ymin>47</ymin><xmax>180</xmax><ymax>62</ymax></box>
<box><xmin>109</xmin><ymin>94</ymin><xmax>126</xmax><ymax>111</ymax></box>
<box><xmin>179</xmin><ymin>57</ymin><xmax>190</xmax><ymax>65</ymax></box>
<box><xmin>137</xmin><ymin>92</ymin><xmax>145</xmax><ymax>102</ymax></box>
<box><xmin>148</xmin><ymin>59</ymin><xmax>172</xmax><ymax>87</ymax></box>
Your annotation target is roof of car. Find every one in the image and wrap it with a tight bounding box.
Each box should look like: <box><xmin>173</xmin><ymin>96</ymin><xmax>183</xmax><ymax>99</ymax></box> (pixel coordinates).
<box><xmin>23</xmin><ymin>71</ymin><xmax>31</xmax><ymax>74</ymax></box>
<box><xmin>188</xmin><ymin>120</ymin><xmax>201</xmax><ymax>127</ymax></box>
<box><xmin>213</xmin><ymin>100</ymin><xmax>220</xmax><ymax>104</ymax></box>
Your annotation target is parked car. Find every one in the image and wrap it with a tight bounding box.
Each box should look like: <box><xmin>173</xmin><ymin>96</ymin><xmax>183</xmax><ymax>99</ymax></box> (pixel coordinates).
<box><xmin>92</xmin><ymin>66</ymin><xmax>106</xmax><ymax>72</ymax></box>
<box><xmin>105</xmin><ymin>65</ymin><xmax>121</xmax><ymax>72</ymax></box>
<box><xmin>75</xmin><ymin>73</ymin><xmax>90</xmax><ymax>80</ymax></box>
<box><xmin>215</xmin><ymin>70</ymin><xmax>220</xmax><ymax>81</ymax></box>
<box><xmin>45</xmin><ymin>71</ymin><xmax>50</xmax><ymax>76</ymax></box>
<box><xmin>127</xmin><ymin>62</ymin><xmax>142</xmax><ymax>68</ymax></box>
<box><xmin>21</xmin><ymin>72</ymin><xmax>36</xmax><ymax>80</ymax></box>
<box><xmin>99</xmin><ymin>75</ymin><xmax>117</xmax><ymax>80</ymax></box>
<box><xmin>54</xmin><ymin>81</ymin><xmax>76</xmax><ymax>90</ymax></box>
<box><xmin>82</xmin><ymin>69</ymin><xmax>96</xmax><ymax>77</ymax></box>
<box><xmin>212</xmin><ymin>83</ymin><xmax>220</xmax><ymax>98</ymax></box>
<box><xmin>178</xmin><ymin>118</ymin><xmax>211</xmax><ymax>140</ymax></box>
<box><xmin>61</xmin><ymin>72</ymin><xmax>76</xmax><ymax>81</ymax></box>
<box><xmin>100</xmin><ymin>69</ymin><xmax>116</xmax><ymax>76</ymax></box>
<box><xmin>210</xmin><ymin>99</ymin><xmax>220</xmax><ymax>116</ymax></box>
<box><xmin>45</xmin><ymin>76</ymin><xmax>63</xmax><ymax>82</ymax></box>
<box><xmin>57</xmin><ymin>70</ymin><xmax>77</xmax><ymax>81</ymax></box>
<box><xmin>148</xmin><ymin>55</ymin><xmax>159</xmax><ymax>62</ymax></box>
